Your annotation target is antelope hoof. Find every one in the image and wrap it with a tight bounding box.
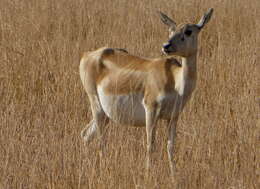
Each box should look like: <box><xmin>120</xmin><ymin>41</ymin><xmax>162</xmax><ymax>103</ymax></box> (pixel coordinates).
<box><xmin>81</xmin><ymin>127</ymin><xmax>88</xmax><ymax>139</ymax></box>
<box><xmin>81</xmin><ymin>127</ymin><xmax>96</xmax><ymax>143</ymax></box>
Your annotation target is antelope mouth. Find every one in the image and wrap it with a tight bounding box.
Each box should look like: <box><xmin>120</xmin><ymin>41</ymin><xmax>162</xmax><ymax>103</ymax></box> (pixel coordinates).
<box><xmin>162</xmin><ymin>48</ymin><xmax>176</xmax><ymax>55</ymax></box>
<box><xmin>162</xmin><ymin>43</ymin><xmax>177</xmax><ymax>55</ymax></box>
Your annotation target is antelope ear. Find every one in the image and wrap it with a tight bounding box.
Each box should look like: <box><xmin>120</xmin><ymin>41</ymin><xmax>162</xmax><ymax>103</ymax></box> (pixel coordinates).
<box><xmin>158</xmin><ymin>11</ymin><xmax>177</xmax><ymax>31</ymax></box>
<box><xmin>196</xmin><ymin>8</ymin><xmax>214</xmax><ymax>30</ymax></box>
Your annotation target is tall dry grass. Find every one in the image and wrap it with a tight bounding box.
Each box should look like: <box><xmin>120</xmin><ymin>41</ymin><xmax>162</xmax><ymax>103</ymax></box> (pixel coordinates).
<box><xmin>0</xmin><ymin>0</ymin><xmax>258</xmax><ymax>188</ymax></box>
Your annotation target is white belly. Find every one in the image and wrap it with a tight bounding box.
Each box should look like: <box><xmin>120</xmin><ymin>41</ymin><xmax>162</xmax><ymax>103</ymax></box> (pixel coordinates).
<box><xmin>97</xmin><ymin>86</ymin><xmax>146</xmax><ymax>126</ymax></box>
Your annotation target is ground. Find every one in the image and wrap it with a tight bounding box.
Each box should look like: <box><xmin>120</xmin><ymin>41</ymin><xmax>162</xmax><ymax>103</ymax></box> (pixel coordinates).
<box><xmin>0</xmin><ymin>0</ymin><xmax>258</xmax><ymax>188</ymax></box>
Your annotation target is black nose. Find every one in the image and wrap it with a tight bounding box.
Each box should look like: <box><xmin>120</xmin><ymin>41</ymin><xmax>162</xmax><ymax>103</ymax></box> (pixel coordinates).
<box><xmin>163</xmin><ymin>43</ymin><xmax>171</xmax><ymax>50</ymax></box>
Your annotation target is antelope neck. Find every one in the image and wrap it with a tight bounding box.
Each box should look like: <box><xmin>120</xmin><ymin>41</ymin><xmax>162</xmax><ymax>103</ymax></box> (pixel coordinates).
<box><xmin>179</xmin><ymin>53</ymin><xmax>198</xmax><ymax>100</ymax></box>
<box><xmin>181</xmin><ymin>53</ymin><xmax>197</xmax><ymax>81</ymax></box>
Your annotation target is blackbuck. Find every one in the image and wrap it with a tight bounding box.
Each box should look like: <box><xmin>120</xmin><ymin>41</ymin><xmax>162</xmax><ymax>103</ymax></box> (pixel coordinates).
<box><xmin>79</xmin><ymin>8</ymin><xmax>213</xmax><ymax>175</ymax></box>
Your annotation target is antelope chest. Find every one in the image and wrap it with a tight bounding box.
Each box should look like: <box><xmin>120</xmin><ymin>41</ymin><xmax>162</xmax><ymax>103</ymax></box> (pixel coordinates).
<box><xmin>97</xmin><ymin>85</ymin><xmax>146</xmax><ymax>126</ymax></box>
<box><xmin>174</xmin><ymin>69</ymin><xmax>186</xmax><ymax>96</ymax></box>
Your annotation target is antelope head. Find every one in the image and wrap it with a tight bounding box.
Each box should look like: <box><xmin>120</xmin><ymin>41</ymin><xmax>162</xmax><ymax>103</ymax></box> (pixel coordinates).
<box><xmin>159</xmin><ymin>8</ymin><xmax>213</xmax><ymax>57</ymax></box>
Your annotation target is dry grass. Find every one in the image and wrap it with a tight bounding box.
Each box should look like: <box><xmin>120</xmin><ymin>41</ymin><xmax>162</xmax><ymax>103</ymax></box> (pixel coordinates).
<box><xmin>0</xmin><ymin>0</ymin><xmax>259</xmax><ymax>188</ymax></box>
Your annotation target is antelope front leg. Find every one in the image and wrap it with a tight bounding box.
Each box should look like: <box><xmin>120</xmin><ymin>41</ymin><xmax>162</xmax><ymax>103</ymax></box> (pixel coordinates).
<box><xmin>144</xmin><ymin>104</ymin><xmax>159</xmax><ymax>174</ymax></box>
<box><xmin>167</xmin><ymin>118</ymin><xmax>178</xmax><ymax>177</ymax></box>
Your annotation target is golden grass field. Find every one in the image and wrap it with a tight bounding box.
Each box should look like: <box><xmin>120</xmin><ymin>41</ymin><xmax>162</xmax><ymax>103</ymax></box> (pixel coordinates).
<box><xmin>0</xmin><ymin>0</ymin><xmax>258</xmax><ymax>188</ymax></box>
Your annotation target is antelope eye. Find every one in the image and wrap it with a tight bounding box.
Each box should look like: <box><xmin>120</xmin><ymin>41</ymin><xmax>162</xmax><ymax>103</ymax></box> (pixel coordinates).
<box><xmin>184</xmin><ymin>30</ymin><xmax>192</xmax><ymax>36</ymax></box>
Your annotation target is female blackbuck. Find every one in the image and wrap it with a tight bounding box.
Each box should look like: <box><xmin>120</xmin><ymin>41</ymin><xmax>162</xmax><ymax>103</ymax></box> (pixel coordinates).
<box><xmin>79</xmin><ymin>8</ymin><xmax>213</xmax><ymax>175</ymax></box>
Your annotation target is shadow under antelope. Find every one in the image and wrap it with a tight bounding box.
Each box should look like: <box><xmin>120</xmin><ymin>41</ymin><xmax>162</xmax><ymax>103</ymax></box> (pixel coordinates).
<box><xmin>79</xmin><ymin>8</ymin><xmax>213</xmax><ymax>176</ymax></box>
